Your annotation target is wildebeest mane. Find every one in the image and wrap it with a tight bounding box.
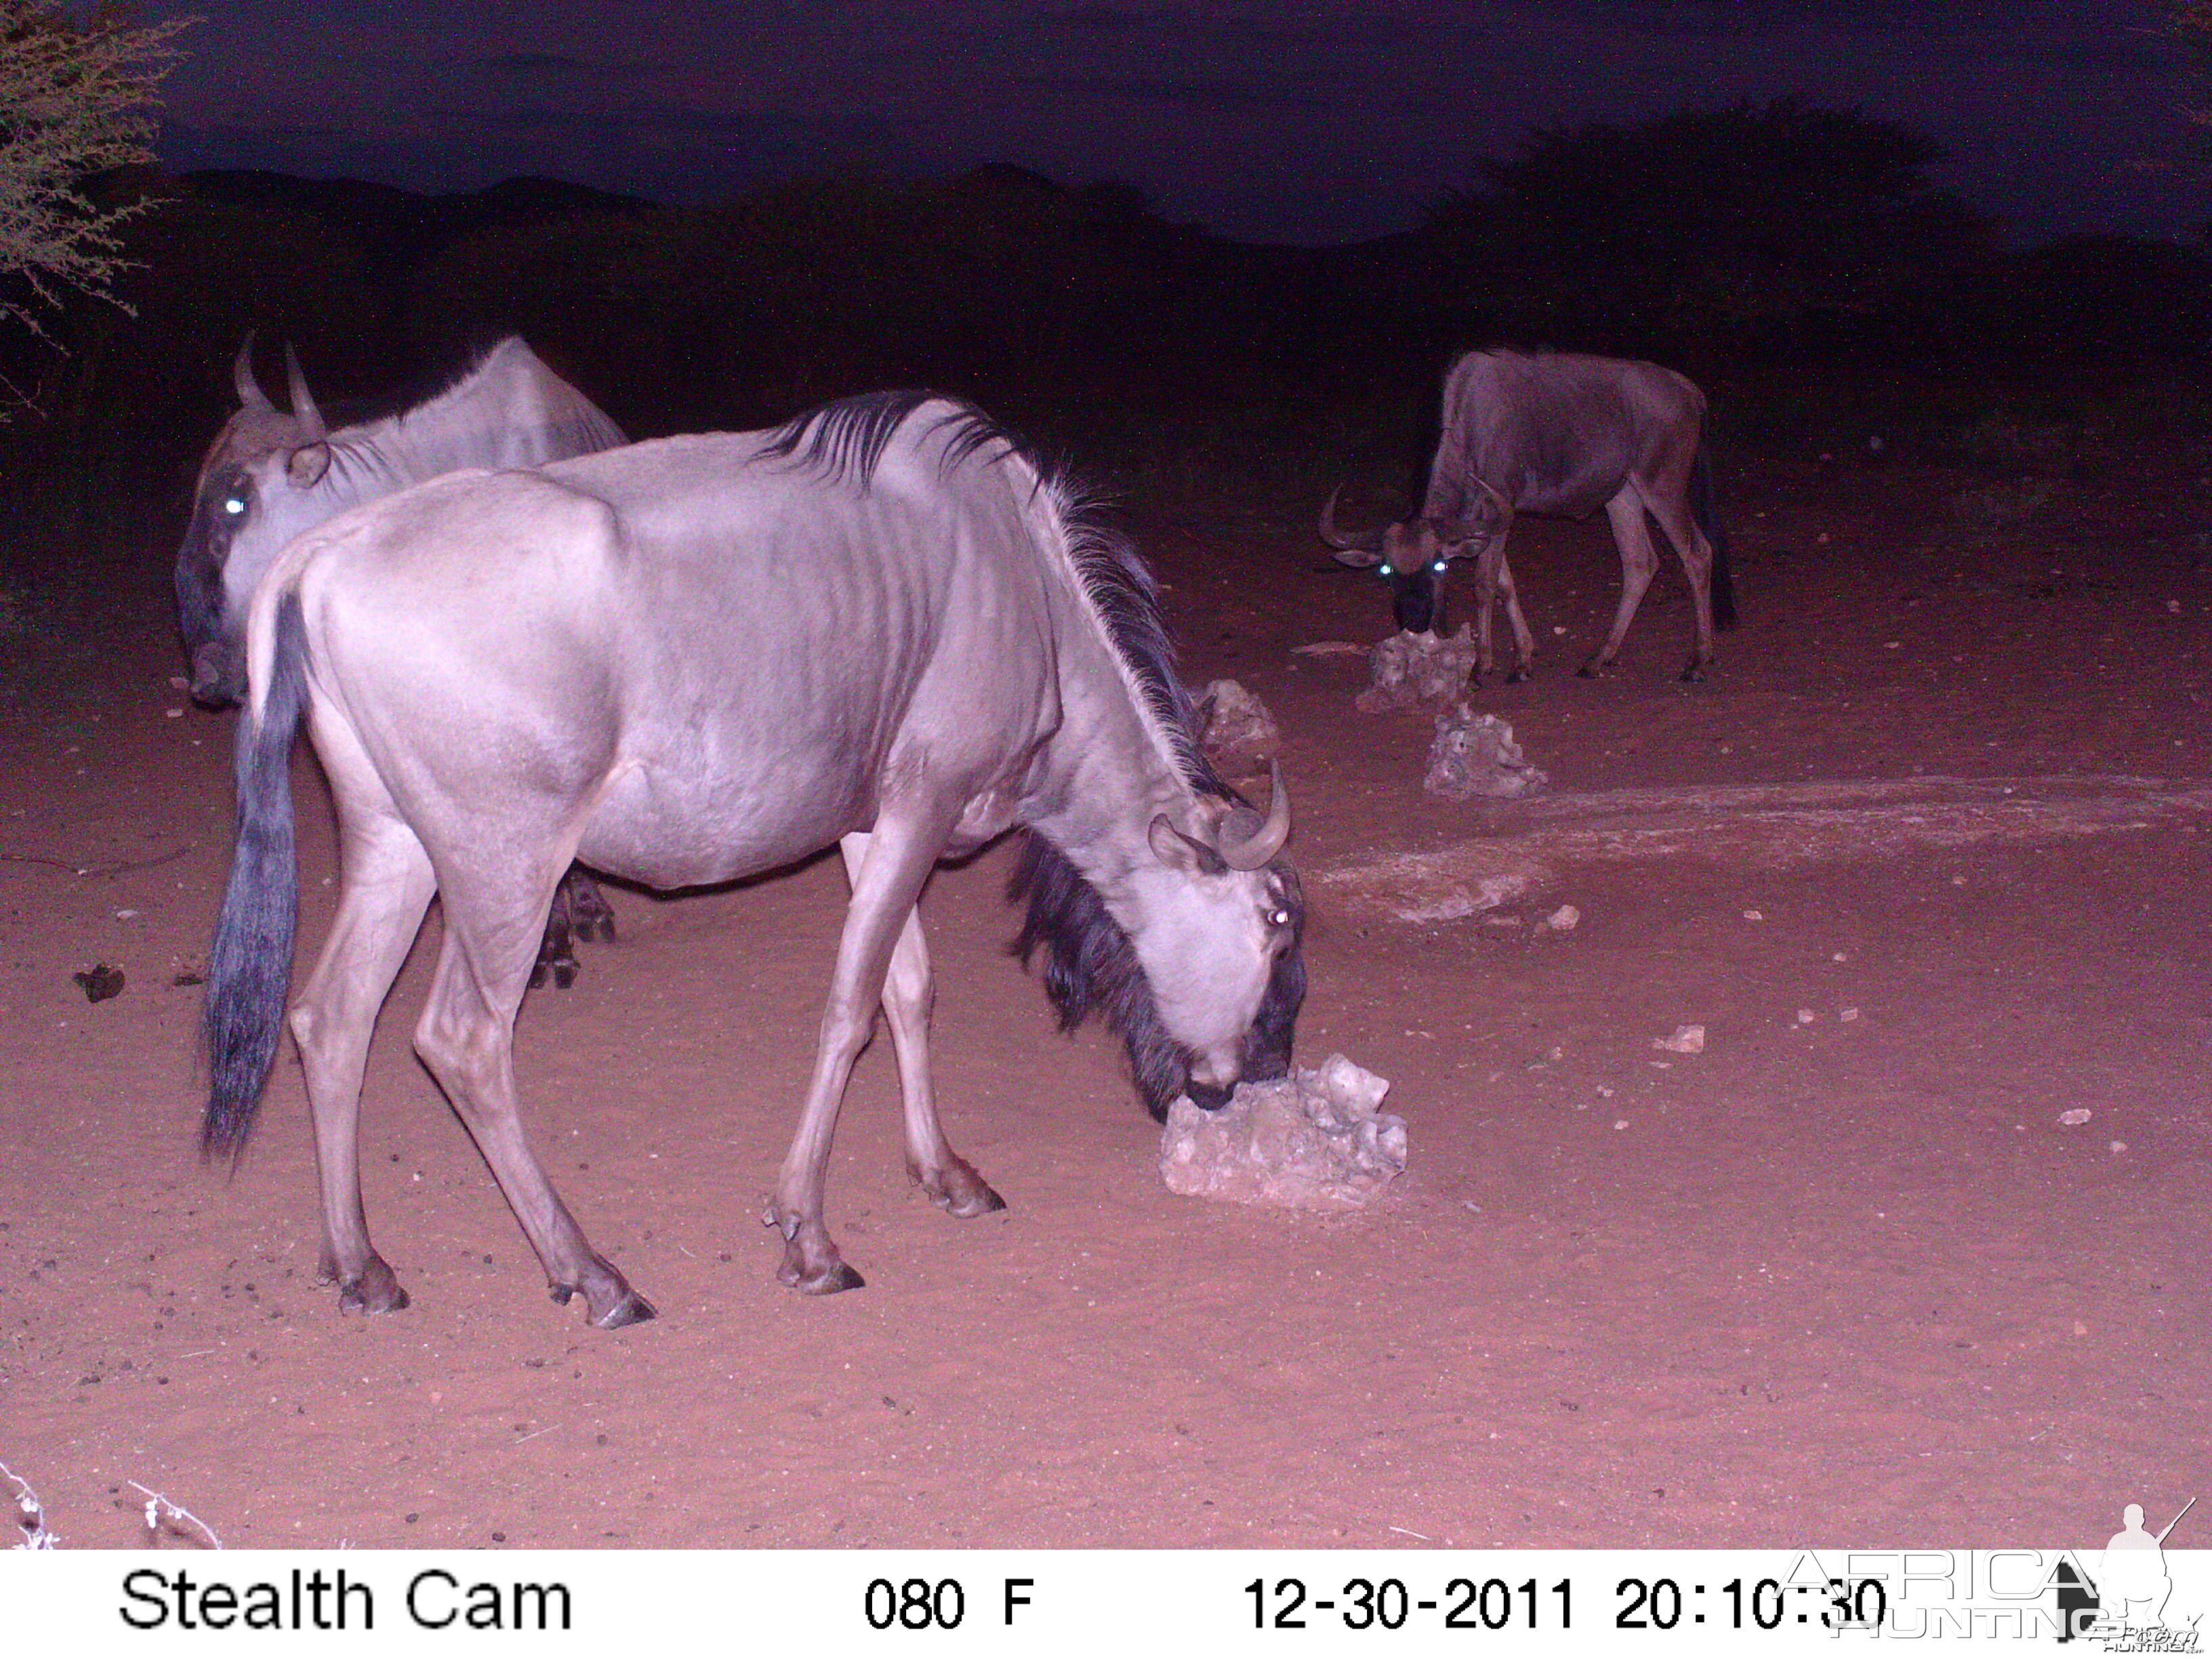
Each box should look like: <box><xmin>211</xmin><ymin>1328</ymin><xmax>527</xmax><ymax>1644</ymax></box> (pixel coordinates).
<box><xmin>769</xmin><ymin>388</ymin><xmax>1281</xmax><ymax>1121</ymax></box>
<box><xmin>760</xmin><ymin>388</ymin><xmax>1028</xmax><ymax>488</ymax></box>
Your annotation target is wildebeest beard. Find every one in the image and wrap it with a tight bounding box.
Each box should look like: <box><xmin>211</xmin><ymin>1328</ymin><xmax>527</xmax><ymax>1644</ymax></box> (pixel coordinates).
<box><xmin>1008</xmin><ymin>833</ymin><xmax>1306</xmax><ymax>1122</ymax></box>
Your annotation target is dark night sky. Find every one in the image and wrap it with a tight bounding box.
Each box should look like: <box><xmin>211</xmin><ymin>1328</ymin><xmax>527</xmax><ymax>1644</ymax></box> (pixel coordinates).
<box><xmin>151</xmin><ymin>1</ymin><xmax>2198</xmax><ymax>246</ymax></box>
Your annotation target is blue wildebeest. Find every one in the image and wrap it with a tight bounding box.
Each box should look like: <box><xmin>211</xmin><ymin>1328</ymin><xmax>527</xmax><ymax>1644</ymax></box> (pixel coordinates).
<box><xmin>199</xmin><ymin>392</ymin><xmax>1307</xmax><ymax>1323</ymax></box>
<box><xmin>1320</xmin><ymin>349</ymin><xmax>1737</xmax><ymax>682</ymax></box>
<box><xmin>174</xmin><ymin>335</ymin><xmax>630</xmax><ymax>987</ymax></box>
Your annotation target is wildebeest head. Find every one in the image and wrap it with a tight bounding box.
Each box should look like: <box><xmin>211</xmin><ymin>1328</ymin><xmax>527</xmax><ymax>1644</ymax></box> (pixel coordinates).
<box><xmin>1319</xmin><ymin>483</ymin><xmax>1507</xmax><ymax>635</ymax></box>
<box><xmin>174</xmin><ymin>338</ymin><xmax>339</xmax><ymax>706</ymax></box>
<box><xmin>1012</xmin><ymin>764</ymin><xmax>1307</xmax><ymax>1121</ymax></box>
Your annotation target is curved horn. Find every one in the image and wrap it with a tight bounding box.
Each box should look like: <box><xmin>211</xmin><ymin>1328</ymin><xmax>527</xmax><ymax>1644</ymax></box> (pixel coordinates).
<box><xmin>1317</xmin><ymin>485</ymin><xmax>1385</xmax><ymax>556</ymax></box>
<box><xmin>283</xmin><ymin>343</ymin><xmax>326</xmax><ymax>438</ymax></box>
<box><xmin>1217</xmin><ymin>762</ymin><xmax>1292</xmax><ymax>870</ymax></box>
<box><xmin>232</xmin><ymin>333</ymin><xmax>271</xmax><ymax>411</ymax></box>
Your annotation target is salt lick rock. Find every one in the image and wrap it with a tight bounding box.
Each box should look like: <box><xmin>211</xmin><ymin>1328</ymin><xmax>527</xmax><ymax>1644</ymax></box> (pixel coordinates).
<box><xmin>1160</xmin><ymin>1054</ymin><xmax>1408</xmax><ymax>1212</ymax></box>
<box><xmin>1192</xmin><ymin>677</ymin><xmax>1280</xmax><ymax>778</ymax></box>
<box><xmin>1424</xmin><ymin>704</ymin><xmax>1547</xmax><ymax>800</ymax></box>
<box><xmin>1356</xmin><ymin>626</ymin><xmax>1480</xmax><ymax>713</ymax></box>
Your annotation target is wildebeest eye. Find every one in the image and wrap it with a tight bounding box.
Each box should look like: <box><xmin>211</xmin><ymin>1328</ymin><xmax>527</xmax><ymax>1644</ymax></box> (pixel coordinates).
<box><xmin>1267</xmin><ymin>907</ymin><xmax>1291</xmax><ymax>928</ymax></box>
<box><xmin>1431</xmin><ymin>559</ymin><xmax>1447</xmax><ymax>573</ymax></box>
<box><xmin>1378</xmin><ymin>562</ymin><xmax>1393</xmax><ymax>577</ymax></box>
<box><xmin>224</xmin><ymin>497</ymin><xmax>246</xmax><ymax>516</ymax></box>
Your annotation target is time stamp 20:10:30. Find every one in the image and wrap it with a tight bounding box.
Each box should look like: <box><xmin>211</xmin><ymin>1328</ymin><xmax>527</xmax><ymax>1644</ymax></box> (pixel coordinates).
<box><xmin>1246</xmin><ymin>1574</ymin><xmax>1889</xmax><ymax>1633</ymax></box>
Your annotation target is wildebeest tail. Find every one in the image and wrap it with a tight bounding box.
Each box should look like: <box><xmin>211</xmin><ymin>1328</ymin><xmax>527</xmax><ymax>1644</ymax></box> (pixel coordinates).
<box><xmin>201</xmin><ymin>592</ymin><xmax>310</xmax><ymax>1161</ymax></box>
<box><xmin>1692</xmin><ymin>444</ymin><xmax>1737</xmax><ymax>630</ymax></box>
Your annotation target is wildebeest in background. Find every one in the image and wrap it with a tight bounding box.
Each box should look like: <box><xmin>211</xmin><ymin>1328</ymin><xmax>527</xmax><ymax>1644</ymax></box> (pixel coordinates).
<box><xmin>1321</xmin><ymin>349</ymin><xmax>1737</xmax><ymax>682</ymax></box>
<box><xmin>199</xmin><ymin>392</ymin><xmax>1307</xmax><ymax>1322</ymax></box>
<box><xmin>174</xmin><ymin>335</ymin><xmax>631</xmax><ymax>987</ymax></box>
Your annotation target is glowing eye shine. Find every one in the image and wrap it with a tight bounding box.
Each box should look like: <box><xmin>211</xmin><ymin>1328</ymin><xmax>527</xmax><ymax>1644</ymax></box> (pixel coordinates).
<box><xmin>1268</xmin><ymin>908</ymin><xmax>1292</xmax><ymax>927</ymax></box>
<box><xmin>1432</xmin><ymin>560</ymin><xmax>1447</xmax><ymax>572</ymax></box>
<box><xmin>1378</xmin><ymin>563</ymin><xmax>1393</xmax><ymax>577</ymax></box>
<box><xmin>224</xmin><ymin>497</ymin><xmax>245</xmax><ymax>516</ymax></box>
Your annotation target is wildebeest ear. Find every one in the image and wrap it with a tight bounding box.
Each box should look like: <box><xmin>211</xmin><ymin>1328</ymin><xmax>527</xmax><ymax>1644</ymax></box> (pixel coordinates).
<box><xmin>1329</xmin><ymin>546</ymin><xmax>1385</xmax><ymax>569</ymax></box>
<box><xmin>1149</xmin><ymin>813</ymin><xmax>1227</xmax><ymax>877</ymax></box>
<box><xmin>287</xmin><ymin>443</ymin><xmax>332</xmax><ymax>489</ymax></box>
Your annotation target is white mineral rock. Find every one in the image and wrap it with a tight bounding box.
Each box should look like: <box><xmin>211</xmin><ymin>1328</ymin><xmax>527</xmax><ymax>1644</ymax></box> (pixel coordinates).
<box><xmin>1357</xmin><ymin>626</ymin><xmax>1481</xmax><ymax>712</ymax></box>
<box><xmin>1160</xmin><ymin>1054</ymin><xmax>1407</xmax><ymax>1212</ymax></box>
<box><xmin>1192</xmin><ymin>678</ymin><xmax>1280</xmax><ymax>777</ymax></box>
<box><xmin>1424</xmin><ymin>705</ymin><xmax>1547</xmax><ymax>800</ymax></box>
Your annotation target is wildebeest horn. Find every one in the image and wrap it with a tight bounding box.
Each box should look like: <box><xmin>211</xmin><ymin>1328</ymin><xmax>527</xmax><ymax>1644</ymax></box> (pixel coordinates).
<box><xmin>1217</xmin><ymin>762</ymin><xmax>1292</xmax><ymax>869</ymax></box>
<box><xmin>232</xmin><ymin>333</ymin><xmax>271</xmax><ymax>411</ymax></box>
<box><xmin>1317</xmin><ymin>485</ymin><xmax>1385</xmax><ymax>558</ymax></box>
<box><xmin>284</xmin><ymin>343</ymin><xmax>326</xmax><ymax>438</ymax></box>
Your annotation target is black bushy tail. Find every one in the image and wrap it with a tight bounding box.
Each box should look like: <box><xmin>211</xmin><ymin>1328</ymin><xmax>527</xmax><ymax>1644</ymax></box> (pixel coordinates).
<box><xmin>201</xmin><ymin>594</ymin><xmax>310</xmax><ymax>1161</ymax></box>
<box><xmin>1691</xmin><ymin>444</ymin><xmax>1737</xmax><ymax>630</ymax></box>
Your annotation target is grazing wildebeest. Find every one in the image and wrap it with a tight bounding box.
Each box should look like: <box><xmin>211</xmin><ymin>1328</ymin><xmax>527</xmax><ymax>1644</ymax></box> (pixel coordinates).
<box><xmin>174</xmin><ymin>335</ymin><xmax>630</xmax><ymax>987</ymax></box>
<box><xmin>200</xmin><ymin>392</ymin><xmax>1307</xmax><ymax>1324</ymax></box>
<box><xmin>1320</xmin><ymin>349</ymin><xmax>1736</xmax><ymax>682</ymax></box>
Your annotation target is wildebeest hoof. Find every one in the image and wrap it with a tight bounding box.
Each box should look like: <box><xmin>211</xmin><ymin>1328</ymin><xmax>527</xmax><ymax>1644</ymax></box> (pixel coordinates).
<box><xmin>777</xmin><ymin>1229</ymin><xmax>865</xmax><ymax>1294</ymax></box>
<box><xmin>1679</xmin><ymin>661</ymin><xmax>1708</xmax><ymax>684</ymax></box>
<box><xmin>919</xmin><ymin>1157</ymin><xmax>1007</xmax><ymax>1218</ymax></box>
<box><xmin>1505</xmin><ymin>668</ymin><xmax>1530</xmax><ymax>684</ymax></box>
<box><xmin>1576</xmin><ymin>663</ymin><xmax>1601</xmax><ymax>679</ymax></box>
<box><xmin>552</xmin><ymin>958</ymin><xmax>577</xmax><ymax>989</ymax></box>
<box><xmin>790</xmin><ymin>1258</ymin><xmax>866</xmax><ymax>1295</ymax></box>
<box><xmin>592</xmin><ymin>1289</ymin><xmax>657</xmax><ymax>1329</ymax></box>
<box><xmin>337</xmin><ymin>1256</ymin><xmax>410</xmax><ymax>1315</ymax></box>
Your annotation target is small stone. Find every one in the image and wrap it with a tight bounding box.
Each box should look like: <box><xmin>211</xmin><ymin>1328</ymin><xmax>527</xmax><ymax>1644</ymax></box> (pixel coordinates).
<box><xmin>70</xmin><ymin>964</ymin><xmax>125</xmax><ymax>1003</ymax></box>
<box><xmin>165</xmin><ymin>708</ymin><xmax>184</xmax><ymax>718</ymax></box>
<box><xmin>1742</xmin><ymin>909</ymin><xmax>1763</xmax><ymax>922</ymax></box>
<box><xmin>1795</xmin><ymin>1008</ymin><xmax>1817</xmax><ymax>1025</ymax></box>
<box><xmin>1613</xmin><ymin>1120</ymin><xmax>1629</xmax><ymax>1130</ymax></box>
<box><xmin>1540</xmin><ymin>904</ymin><xmax>1580</xmax><ymax>933</ymax></box>
<box><xmin>2109</xmin><ymin>1141</ymin><xmax>2127</xmax><ymax>1155</ymax></box>
<box><xmin>1839</xmin><ymin>1007</ymin><xmax>1860</xmax><ymax>1022</ymax></box>
<box><xmin>1654</xmin><ymin>1023</ymin><xmax>1705</xmax><ymax>1054</ymax></box>
<box><xmin>167</xmin><ymin>676</ymin><xmax>188</xmax><ymax>691</ymax></box>
<box><xmin>2059</xmin><ymin>1109</ymin><xmax>2092</xmax><ymax>1126</ymax></box>
<box><xmin>1291</xmin><ymin>640</ymin><xmax>1367</xmax><ymax>656</ymax></box>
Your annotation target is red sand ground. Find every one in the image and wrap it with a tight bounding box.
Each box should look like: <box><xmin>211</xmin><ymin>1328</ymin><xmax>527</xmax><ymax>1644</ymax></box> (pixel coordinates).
<box><xmin>1</xmin><ymin>446</ymin><xmax>2207</xmax><ymax>1549</ymax></box>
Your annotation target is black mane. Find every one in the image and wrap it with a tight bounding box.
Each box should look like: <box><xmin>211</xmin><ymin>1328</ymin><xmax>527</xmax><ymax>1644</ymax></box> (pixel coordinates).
<box><xmin>760</xmin><ymin>387</ymin><xmax>1025</xmax><ymax>489</ymax></box>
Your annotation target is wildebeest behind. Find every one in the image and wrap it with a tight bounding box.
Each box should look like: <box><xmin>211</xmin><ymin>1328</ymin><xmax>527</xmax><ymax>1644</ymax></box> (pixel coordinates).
<box><xmin>200</xmin><ymin>392</ymin><xmax>1306</xmax><ymax>1323</ymax></box>
<box><xmin>1321</xmin><ymin>349</ymin><xmax>1736</xmax><ymax>682</ymax></box>
<box><xmin>175</xmin><ymin>335</ymin><xmax>630</xmax><ymax>988</ymax></box>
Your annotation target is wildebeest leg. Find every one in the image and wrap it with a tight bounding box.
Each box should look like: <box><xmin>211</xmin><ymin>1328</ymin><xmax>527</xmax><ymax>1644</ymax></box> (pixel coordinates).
<box><xmin>1492</xmin><ymin>553</ymin><xmax>1538</xmax><ymax>682</ymax></box>
<box><xmin>1581</xmin><ymin>491</ymin><xmax>1662</xmax><ymax>677</ymax></box>
<box><xmin>1469</xmin><ymin>541</ymin><xmax>1504</xmax><ymax>682</ymax></box>
<box><xmin>1643</xmin><ymin>483</ymin><xmax>1720</xmax><ymax>682</ymax></box>
<box><xmin>288</xmin><ymin>813</ymin><xmax>436</xmax><ymax>1315</ymax></box>
<box><xmin>563</xmin><ymin>867</ymin><xmax>617</xmax><ymax>943</ymax></box>
<box><xmin>529</xmin><ymin>876</ymin><xmax>577</xmax><ymax>990</ymax></box>
<box><xmin>837</xmin><ymin>833</ymin><xmax>1005</xmax><ymax>1219</ymax></box>
<box><xmin>414</xmin><ymin>867</ymin><xmax>654</xmax><ymax>1329</ymax></box>
<box><xmin>770</xmin><ymin>808</ymin><xmax>954</xmax><ymax>1294</ymax></box>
